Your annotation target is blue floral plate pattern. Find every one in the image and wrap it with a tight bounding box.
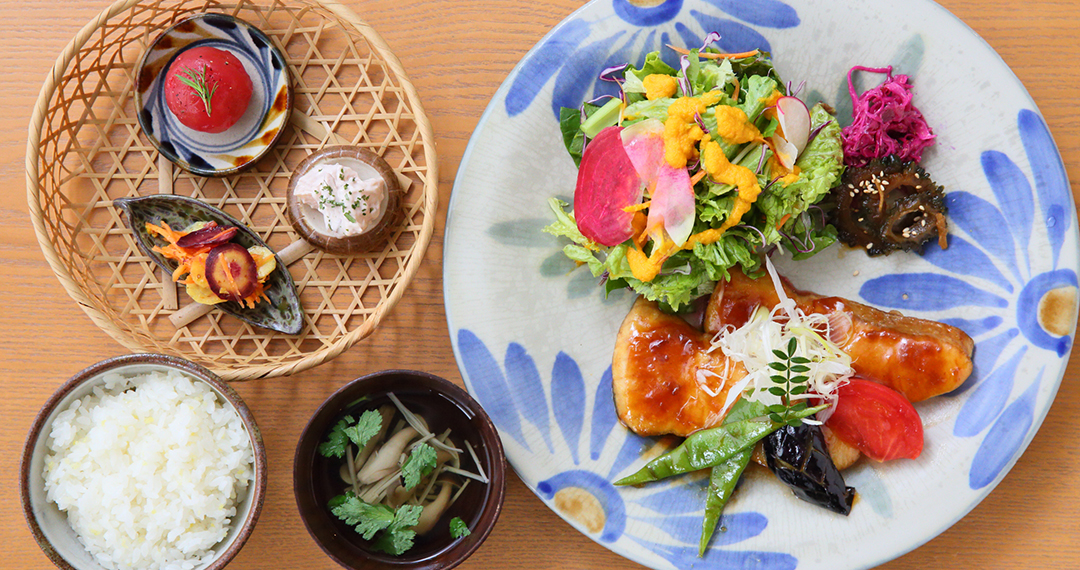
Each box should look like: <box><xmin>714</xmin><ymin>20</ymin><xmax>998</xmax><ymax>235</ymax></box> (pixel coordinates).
<box><xmin>135</xmin><ymin>13</ymin><xmax>291</xmax><ymax>177</ymax></box>
<box><xmin>444</xmin><ymin>1</ymin><xmax>1078</xmax><ymax>569</ymax></box>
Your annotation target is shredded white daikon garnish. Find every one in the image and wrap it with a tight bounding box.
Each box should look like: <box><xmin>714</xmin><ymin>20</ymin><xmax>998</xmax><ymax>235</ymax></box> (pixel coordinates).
<box><xmin>708</xmin><ymin>256</ymin><xmax>853</xmax><ymax>423</ymax></box>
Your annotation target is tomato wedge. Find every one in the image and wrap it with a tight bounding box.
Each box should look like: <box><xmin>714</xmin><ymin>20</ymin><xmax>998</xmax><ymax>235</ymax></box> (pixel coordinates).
<box><xmin>825</xmin><ymin>377</ymin><xmax>924</xmax><ymax>462</ymax></box>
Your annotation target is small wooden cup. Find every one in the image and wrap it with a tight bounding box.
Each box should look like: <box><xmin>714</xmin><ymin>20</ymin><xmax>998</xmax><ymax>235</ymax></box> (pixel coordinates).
<box><xmin>287</xmin><ymin>146</ymin><xmax>404</xmax><ymax>255</ymax></box>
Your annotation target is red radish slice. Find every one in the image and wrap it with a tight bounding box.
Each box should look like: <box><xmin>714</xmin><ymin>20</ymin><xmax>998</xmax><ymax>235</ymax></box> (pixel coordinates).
<box><xmin>574</xmin><ymin>126</ymin><xmax>644</xmax><ymax>246</ymax></box>
<box><xmin>770</xmin><ymin>134</ymin><xmax>800</xmax><ymax>170</ymax></box>
<box><xmin>647</xmin><ymin>164</ymin><xmax>695</xmax><ymax>246</ymax></box>
<box><xmin>621</xmin><ymin>119</ymin><xmax>665</xmax><ymax>183</ymax></box>
<box><xmin>776</xmin><ymin>96</ymin><xmax>811</xmax><ymax>157</ymax></box>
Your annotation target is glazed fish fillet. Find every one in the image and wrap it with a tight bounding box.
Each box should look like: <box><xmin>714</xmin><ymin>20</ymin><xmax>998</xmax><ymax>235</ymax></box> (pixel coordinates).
<box><xmin>612</xmin><ymin>297</ymin><xmax>747</xmax><ymax>438</ymax></box>
<box><xmin>704</xmin><ymin>268</ymin><xmax>974</xmax><ymax>403</ymax></box>
<box><xmin>611</xmin><ymin>296</ymin><xmax>864</xmax><ymax>469</ymax></box>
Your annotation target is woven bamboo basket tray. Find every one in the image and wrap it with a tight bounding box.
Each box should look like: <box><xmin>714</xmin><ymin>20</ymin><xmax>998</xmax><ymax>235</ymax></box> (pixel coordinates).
<box><xmin>26</xmin><ymin>0</ymin><xmax>438</xmax><ymax>381</ymax></box>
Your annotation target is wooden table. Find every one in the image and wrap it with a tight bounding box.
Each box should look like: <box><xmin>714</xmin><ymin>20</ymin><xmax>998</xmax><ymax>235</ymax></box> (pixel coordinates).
<box><xmin>3</xmin><ymin>1</ymin><xmax>1078</xmax><ymax>568</ymax></box>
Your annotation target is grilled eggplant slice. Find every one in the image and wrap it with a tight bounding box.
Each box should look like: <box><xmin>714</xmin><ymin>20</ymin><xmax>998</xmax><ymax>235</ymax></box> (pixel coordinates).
<box><xmin>764</xmin><ymin>419</ymin><xmax>855</xmax><ymax>515</ymax></box>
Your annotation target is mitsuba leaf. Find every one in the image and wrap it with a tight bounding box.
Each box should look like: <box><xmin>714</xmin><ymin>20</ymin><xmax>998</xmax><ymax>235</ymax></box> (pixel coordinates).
<box><xmin>401</xmin><ymin>443</ymin><xmax>437</xmax><ymax>490</ymax></box>
<box><xmin>318</xmin><ymin>415</ymin><xmax>355</xmax><ymax>458</ymax></box>
<box><xmin>343</xmin><ymin>409</ymin><xmax>383</xmax><ymax>449</ymax></box>
<box><xmin>372</xmin><ymin>504</ymin><xmax>423</xmax><ymax>555</ymax></box>
<box><xmin>330</xmin><ymin>495</ymin><xmax>396</xmax><ymax>540</ymax></box>
<box><xmin>450</xmin><ymin>517</ymin><xmax>471</xmax><ymax>539</ymax></box>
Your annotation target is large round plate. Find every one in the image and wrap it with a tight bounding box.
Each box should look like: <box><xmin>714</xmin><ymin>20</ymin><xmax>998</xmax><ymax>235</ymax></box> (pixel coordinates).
<box><xmin>444</xmin><ymin>1</ymin><xmax>1078</xmax><ymax>569</ymax></box>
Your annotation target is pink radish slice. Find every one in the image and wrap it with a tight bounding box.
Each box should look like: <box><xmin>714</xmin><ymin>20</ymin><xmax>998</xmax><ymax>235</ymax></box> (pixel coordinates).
<box><xmin>647</xmin><ymin>164</ymin><xmax>695</xmax><ymax>246</ymax></box>
<box><xmin>574</xmin><ymin>126</ymin><xmax>644</xmax><ymax>246</ymax></box>
<box><xmin>776</xmin><ymin>96</ymin><xmax>811</xmax><ymax>157</ymax></box>
<box><xmin>621</xmin><ymin>119</ymin><xmax>665</xmax><ymax>183</ymax></box>
<box><xmin>621</xmin><ymin>119</ymin><xmax>695</xmax><ymax>247</ymax></box>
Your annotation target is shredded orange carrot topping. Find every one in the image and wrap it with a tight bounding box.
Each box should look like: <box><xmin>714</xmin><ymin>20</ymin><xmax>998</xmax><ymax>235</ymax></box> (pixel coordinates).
<box><xmin>145</xmin><ymin>221</ymin><xmax>273</xmax><ymax>307</ymax></box>
<box><xmin>623</xmin><ymin>201</ymin><xmax>651</xmax><ymax>213</ymax></box>
<box><xmin>666</xmin><ymin>45</ymin><xmax>760</xmax><ymax>60</ymax></box>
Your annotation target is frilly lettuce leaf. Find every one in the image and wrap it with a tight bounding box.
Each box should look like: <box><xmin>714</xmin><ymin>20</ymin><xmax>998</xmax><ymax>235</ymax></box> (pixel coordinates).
<box><xmin>622</xmin><ymin>97</ymin><xmax>674</xmax><ymax>124</ymax></box>
<box><xmin>739</xmin><ymin>74</ymin><xmax>780</xmax><ymax>124</ymax></box>
<box><xmin>727</xmin><ymin>50</ymin><xmax>784</xmax><ymax>89</ymax></box>
<box><xmin>625</xmin><ymin>52</ymin><xmax>678</xmax><ymax>105</ymax></box>
<box><xmin>757</xmin><ymin>103</ymin><xmax>844</xmax><ymax>245</ymax></box>
<box><xmin>683</xmin><ymin>51</ymin><xmax>736</xmax><ymax>96</ymax></box>
<box><xmin>544</xmin><ymin>198</ymin><xmax>634</xmax><ymax>280</ymax></box>
<box><xmin>543</xmin><ymin>197</ymin><xmax>596</xmax><ymax>248</ymax></box>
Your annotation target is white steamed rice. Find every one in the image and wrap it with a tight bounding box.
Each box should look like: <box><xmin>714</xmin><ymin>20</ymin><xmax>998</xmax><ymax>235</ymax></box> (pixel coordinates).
<box><xmin>43</xmin><ymin>369</ymin><xmax>254</xmax><ymax>570</ymax></box>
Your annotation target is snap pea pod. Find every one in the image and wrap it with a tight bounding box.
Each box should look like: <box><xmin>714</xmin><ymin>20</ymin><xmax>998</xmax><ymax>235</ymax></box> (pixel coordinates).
<box><xmin>699</xmin><ymin>447</ymin><xmax>752</xmax><ymax>556</ymax></box>
<box><xmin>615</xmin><ymin>403</ymin><xmax>826</xmax><ymax>486</ymax></box>
<box><xmin>696</xmin><ymin>398</ymin><xmax>764</xmax><ymax>557</ymax></box>
<box><xmin>722</xmin><ymin>397</ymin><xmax>768</xmax><ymax>424</ymax></box>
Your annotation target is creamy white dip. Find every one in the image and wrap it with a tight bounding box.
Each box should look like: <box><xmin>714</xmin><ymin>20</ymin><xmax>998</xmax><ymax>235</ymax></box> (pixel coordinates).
<box><xmin>292</xmin><ymin>163</ymin><xmax>387</xmax><ymax>238</ymax></box>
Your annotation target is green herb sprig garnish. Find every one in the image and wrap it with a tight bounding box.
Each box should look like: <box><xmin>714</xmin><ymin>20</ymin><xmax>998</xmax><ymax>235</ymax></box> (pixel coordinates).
<box><xmin>318</xmin><ymin>415</ymin><xmax>354</xmax><ymax>458</ymax></box>
<box><xmin>344</xmin><ymin>409</ymin><xmax>383</xmax><ymax>448</ymax></box>
<box><xmin>765</xmin><ymin>337</ymin><xmax>812</xmax><ymax>427</ymax></box>
<box><xmin>175</xmin><ymin>64</ymin><xmax>218</xmax><ymax>117</ymax></box>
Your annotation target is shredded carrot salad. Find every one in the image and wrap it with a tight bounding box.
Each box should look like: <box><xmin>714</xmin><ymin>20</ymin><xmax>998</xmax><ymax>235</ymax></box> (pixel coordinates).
<box><xmin>146</xmin><ymin>221</ymin><xmax>273</xmax><ymax>308</ymax></box>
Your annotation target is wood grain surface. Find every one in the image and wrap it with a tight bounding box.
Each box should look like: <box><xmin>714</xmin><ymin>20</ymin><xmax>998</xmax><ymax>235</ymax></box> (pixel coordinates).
<box><xmin>3</xmin><ymin>1</ymin><xmax>1078</xmax><ymax>569</ymax></box>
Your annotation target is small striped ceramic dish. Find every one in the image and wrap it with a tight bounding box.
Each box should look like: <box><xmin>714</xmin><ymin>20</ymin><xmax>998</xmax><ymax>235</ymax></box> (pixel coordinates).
<box><xmin>135</xmin><ymin>13</ymin><xmax>290</xmax><ymax>177</ymax></box>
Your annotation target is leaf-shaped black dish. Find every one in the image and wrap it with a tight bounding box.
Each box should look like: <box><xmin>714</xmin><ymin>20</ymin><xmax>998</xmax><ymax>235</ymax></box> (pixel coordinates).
<box><xmin>114</xmin><ymin>195</ymin><xmax>304</xmax><ymax>335</ymax></box>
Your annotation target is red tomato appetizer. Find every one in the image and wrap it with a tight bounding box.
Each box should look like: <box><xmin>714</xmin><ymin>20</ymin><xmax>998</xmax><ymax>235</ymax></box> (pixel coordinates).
<box><xmin>825</xmin><ymin>377</ymin><xmax>924</xmax><ymax>462</ymax></box>
<box><xmin>164</xmin><ymin>46</ymin><xmax>252</xmax><ymax>133</ymax></box>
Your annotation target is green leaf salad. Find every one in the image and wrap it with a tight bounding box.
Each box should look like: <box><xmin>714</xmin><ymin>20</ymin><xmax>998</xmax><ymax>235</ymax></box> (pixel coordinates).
<box><xmin>544</xmin><ymin>40</ymin><xmax>844</xmax><ymax>311</ymax></box>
